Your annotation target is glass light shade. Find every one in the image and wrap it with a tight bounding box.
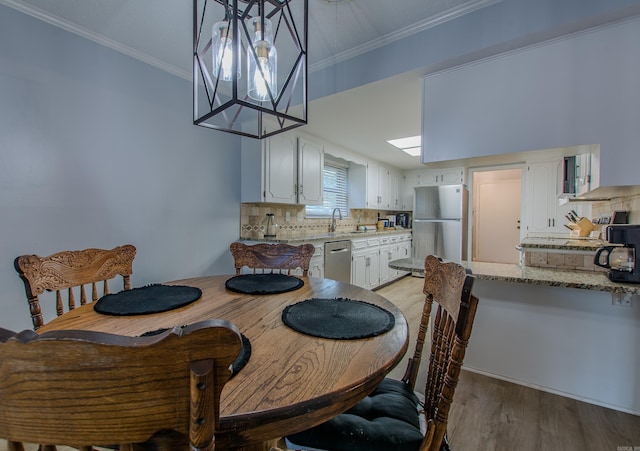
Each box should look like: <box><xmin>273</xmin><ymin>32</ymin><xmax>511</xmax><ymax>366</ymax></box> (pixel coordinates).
<box><xmin>247</xmin><ymin>17</ymin><xmax>277</xmax><ymax>101</ymax></box>
<box><xmin>212</xmin><ymin>20</ymin><xmax>239</xmax><ymax>81</ymax></box>
<box><xmin>194</xmin><ymin>0</ymin><xmax>307</xmax><ymax>139</ymax></box>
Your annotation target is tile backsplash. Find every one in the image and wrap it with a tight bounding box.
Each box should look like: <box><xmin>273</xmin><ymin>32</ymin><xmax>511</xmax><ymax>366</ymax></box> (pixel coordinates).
<box><xmin>591</xmin><ymin>193</ymin><xmax>640</xmax><ymax>225</ymax></box>
<box><xmin>240</xmin><ymin>203</ymin><xmax>399</xmax><ymax>240</ymax></box>
<box><xmin>524</xmin><ymin>250</ymin><xmax>602</xmax><ymax>272</ymax></box>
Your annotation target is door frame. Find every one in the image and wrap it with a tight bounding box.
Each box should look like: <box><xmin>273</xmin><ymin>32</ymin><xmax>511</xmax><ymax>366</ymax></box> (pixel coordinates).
<box><xmin>467</xmin><ymin>163</ymin><xmax>526</xmax><ymax>263</ymax></box>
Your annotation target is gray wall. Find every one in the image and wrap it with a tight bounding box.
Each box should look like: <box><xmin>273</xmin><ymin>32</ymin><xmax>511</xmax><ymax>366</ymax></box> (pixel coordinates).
<box><xmin>422</xmin><ymin>16</ymin><xmax>640</xmax><ymax>187</ymax></box>
<box><xmin>0</xmin><ymin>6</ymin><xmax>241</xmax><ymax>331</ymax></box>
<box><xmin>310</xmin><ymin>0</ymin><xmax>640</xmax><ymax>101</ymax></box>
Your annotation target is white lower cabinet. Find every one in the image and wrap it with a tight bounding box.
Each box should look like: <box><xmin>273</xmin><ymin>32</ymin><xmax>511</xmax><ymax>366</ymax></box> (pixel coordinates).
<box><xmin>351</xmin><ymin>233</ymin><xmax>412</xmax><ymax>289</ymax></box>
<box><xmin>351</xmin><ymin>251</ymin><xmax>368</xmax><ymax>288</ymax></box>
<box><xmin>378</xmin><ymin>237</ymin><xmax>393</xmax><ymax>286</ymax></box>
<box><xmin>351</xmin><ymin>237</ymin><xmax>380</xmax><ymax>290</ymax></box>
<box><xmin>393</xmin><ymin>234</ymin><xmax>412</xmax><ymax>278</ymax></box>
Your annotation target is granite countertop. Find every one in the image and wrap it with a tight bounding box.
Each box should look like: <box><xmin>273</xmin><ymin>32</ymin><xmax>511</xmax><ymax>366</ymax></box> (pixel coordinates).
<box><xmin>518</xmin><ymin>237</ymin><xmax>605</xmax><ymax>252</ymax></box>
<box><xmin>241</xmin><ymin>228</ymin><xmax>412</xmax><ymax>244</ymax></box>
<box><xmin>389</xmin><ymin>258</ymin><xmax>640</xmax><ymax>295</ymax></box>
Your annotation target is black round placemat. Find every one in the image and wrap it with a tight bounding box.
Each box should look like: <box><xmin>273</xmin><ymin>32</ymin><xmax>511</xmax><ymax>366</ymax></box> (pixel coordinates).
<box><xmin>94</xmin><ymin>284</ymin><xmax>202</xmax><ymax>316</ymax></box>
<box><xmin>225</xmin><ymin>273</ymin><xmax>304</xmax><ymax>295</ymax></box>
<box><xmin>140</xmin><ymin>328</ymin><xmax>251</xmax><ymax>378</ymax></box>
<box><xmin>282</xmin><ymin>298</ymin><xmax>395</xmax><ymax>340</ymax></box>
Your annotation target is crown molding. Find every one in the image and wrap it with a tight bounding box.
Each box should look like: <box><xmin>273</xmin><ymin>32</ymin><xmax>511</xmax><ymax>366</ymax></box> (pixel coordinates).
<box><xmin>2</xmin><ymin>0</ymin><xmax>500</xmax><ymax>78</ymax></box>
<box><xmin>310</xmin><ymin>0</ymin><xmax>501</xmax><ymax>72</ymax></box>
<box><xmin>0</xmin><ymin>0</ymin><xmax>191</xmax><ymax>80</ymax></box>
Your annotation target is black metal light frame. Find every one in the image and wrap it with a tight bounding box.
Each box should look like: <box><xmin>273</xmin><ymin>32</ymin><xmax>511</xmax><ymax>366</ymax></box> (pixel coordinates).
<box><xmin>193</xmin><ymin>0</ymin><xmax>308</xmax><ymax>139</ymax></box>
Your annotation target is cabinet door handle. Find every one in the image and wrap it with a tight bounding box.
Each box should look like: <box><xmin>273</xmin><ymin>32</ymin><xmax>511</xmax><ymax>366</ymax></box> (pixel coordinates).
<box><xmin>548</xmin><ymin>218</ymin><xmax>551</xmax><ymax>227</ymax></box>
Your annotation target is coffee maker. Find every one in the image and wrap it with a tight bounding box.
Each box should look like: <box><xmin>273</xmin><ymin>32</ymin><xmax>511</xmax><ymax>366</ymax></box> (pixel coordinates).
<box><xmin>594</xmin><ymin>224</ymin><xmax>640</xmax><ymax>283</ymax></box>
<box><xmin>396</xmin><ymin>212</ymin><xmax>411</xmax><ymax>229</ymax></box>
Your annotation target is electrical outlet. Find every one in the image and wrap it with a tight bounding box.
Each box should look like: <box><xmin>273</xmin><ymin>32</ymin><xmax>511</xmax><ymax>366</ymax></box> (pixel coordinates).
<box><xmin>612</xmin><ymin>292</ymin><xmax>632</xmax><ymax>307</ymax></box>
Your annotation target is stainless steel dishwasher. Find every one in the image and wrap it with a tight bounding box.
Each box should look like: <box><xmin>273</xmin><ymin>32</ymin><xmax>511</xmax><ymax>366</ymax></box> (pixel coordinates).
<box><xmin>324</xmin><ymin>240</ymin><xmax>352</xmax><ymax>283</ymax></box>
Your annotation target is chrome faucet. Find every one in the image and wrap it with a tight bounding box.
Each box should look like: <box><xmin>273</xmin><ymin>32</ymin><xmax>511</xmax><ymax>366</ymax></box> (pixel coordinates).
<box><xmin>331</xmin><ymin>208</ymin><xmax>342</xmax><ymax>232</ymax></box>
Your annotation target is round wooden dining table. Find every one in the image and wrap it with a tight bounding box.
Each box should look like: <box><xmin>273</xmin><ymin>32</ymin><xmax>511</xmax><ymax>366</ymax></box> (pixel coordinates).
<box><xmin>38</xmin><ymin>275</ymin><xmax>409</xmax><ymax>451</ymax></box>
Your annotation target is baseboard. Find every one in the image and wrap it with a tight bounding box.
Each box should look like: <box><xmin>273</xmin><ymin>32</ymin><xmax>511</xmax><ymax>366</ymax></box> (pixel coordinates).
<box><xmin>463</xmin><ymin>366</ymin><xmax>640</xmax><ymax>417</ymax></box>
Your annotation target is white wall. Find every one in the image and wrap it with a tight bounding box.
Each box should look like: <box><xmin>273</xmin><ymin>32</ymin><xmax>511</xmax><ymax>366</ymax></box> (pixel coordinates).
<box><xmin>465</xmin><ymin>279</ymin><xmax>640</xmax><ymax>414</ymax></box>
<box><xmin>0</xmin><ymin>6</ymin><xmax>242</xmax><ymax>331</ymax></box>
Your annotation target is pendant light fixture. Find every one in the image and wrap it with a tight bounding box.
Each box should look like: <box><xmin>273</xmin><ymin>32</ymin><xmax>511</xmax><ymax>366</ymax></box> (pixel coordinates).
<box><xmin>193</xmin><ymin>0</ymin><xmax>308</xmax><ymax>139</ymax></box>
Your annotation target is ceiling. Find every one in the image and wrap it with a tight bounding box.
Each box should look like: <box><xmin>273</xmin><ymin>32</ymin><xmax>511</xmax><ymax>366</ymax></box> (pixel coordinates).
<box><xmin>1</xmin><ymin>0</ymin><xmax>497</xmax><ymax>170</ymax></box>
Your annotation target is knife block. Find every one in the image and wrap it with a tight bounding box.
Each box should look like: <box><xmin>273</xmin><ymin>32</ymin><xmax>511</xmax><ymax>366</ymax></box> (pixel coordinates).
<box><xmin>569</xmin><ymin>218</ymin><xmax>594</xmax><ymax>237</ymax></box>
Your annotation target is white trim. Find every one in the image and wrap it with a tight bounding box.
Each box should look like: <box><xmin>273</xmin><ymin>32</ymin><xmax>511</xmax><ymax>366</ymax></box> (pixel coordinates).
<box><xmin>463</xmin><ymin>365</ymin><xmax>640</xmax><ymax>417</ymax></box>
<box><xmin>309</xmin><ymin>0</ymin><xmax>501</xmax><ymax>72</ymax></box>
<box><xmin>422</xmin><ymin>13</ymin><xmax>640</xmax><ymax>80</ymax></box>
<box><xmin>1</xmin><ymin>0</ymin><xmax>502</xmax><ymax>79</ymax></box>
<box><xmin>0</xmin><ymin>0</ymin><xmax>191</xmax><ymax>80</ymax></box>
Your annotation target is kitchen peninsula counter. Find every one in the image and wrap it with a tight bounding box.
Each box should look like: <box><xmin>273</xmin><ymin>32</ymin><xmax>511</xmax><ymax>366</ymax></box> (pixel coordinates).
<box><xmin>392</xmin><ymin>257</ymin><xmax>640</xmax><ymax>415</ymax></box>
<box><xmin>240</xmin><ymin>228</ymin><xmax>411</xmax><ymax>244</ymax></box>
<box><xmin>518</xmin><ymin>236</ymin><xmax>604</xmax><ymax>252</ymax></box>
<box><xmin>389</xmin><ymin>258</ymin><xmax>640</xmax><ymax>295</ymax></box>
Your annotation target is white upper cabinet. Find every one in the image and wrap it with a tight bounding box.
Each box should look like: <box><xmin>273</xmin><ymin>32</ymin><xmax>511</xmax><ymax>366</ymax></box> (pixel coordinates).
<box><xmin>365</xmin><ymin>164</ymin><xmax>400</xmax><ymax>209</ymax></box>
<box><xmin>297</xmin><ymin>136</ymin><xmax>324</xmax><ymax>205</ymax></box>
<box><xmin>398</xmin><ymin>168</ymin><xmax>464</xmax><ymax>211</ymax></box>
<box><xmin>366</xmin><ymin>161</ymin><xmax>381</xmax><ymax>208</ymax></box>
<box><xmin>574</xmin><ymin>153</ymin><xmax>590</xmax><ymax>197</ymax></box>
<box><xmin>264</xmin><ymin>134</ymin><xmax>298</xmax><ymax>203</ymax></box>
<box><xmin>387</xmin><ymin>168</ymin><xmax>400</xmax><ymax>209</ymax></box>
<box><xmin>399</xmin><ymin>172</ymin><xmax>420</xmax><ymax>211</ymax></box>
<box><xmin>242</xmin><ymin>133</ymin><xmax>324</xmax><ymax>205</ymax></box>
<box><xmin>419</xmin><ymin>167</ymin><xmax>465</xmax><ymax>186</ymax></box>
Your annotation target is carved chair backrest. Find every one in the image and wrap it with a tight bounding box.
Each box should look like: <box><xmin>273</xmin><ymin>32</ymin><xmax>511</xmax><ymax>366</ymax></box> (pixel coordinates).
<box><xmin>0</xmin><ymin>320</ymin><xmax>242</xmax><ymax>451</ymax></box>
<box><xmin>229</xmin><ymin>242</ymin><xmax>315</xmax><ymax>276</ymax></box>
<box><xmin>14</xmin><ymin>245</ymin><xmax>137</xmax><ymax>330</ymax></box>
<box><xmin>400</xmin><ymin>255</ymin><xmax>478</xmax><ymax>451</ymax></box>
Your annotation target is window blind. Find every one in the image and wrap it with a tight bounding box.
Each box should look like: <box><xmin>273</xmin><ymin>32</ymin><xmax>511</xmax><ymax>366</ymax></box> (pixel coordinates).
<box><xmin>305</xmin><ymin>158</ymin><xmax>349</xmax><ymax>217</ymax></box>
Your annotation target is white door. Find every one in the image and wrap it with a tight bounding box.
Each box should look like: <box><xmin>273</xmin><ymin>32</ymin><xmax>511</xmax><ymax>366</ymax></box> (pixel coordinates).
<box><xmin>473</xmin><ymin>168</ymin><xmax>522</xmax><ymax>264</ymax></box>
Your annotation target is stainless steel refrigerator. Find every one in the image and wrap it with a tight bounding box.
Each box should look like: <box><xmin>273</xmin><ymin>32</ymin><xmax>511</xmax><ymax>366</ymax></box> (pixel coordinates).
<box><xmin>412</xmin><ymin>185</ymin><xmax>468</xmax><ymax>262</ymax></box>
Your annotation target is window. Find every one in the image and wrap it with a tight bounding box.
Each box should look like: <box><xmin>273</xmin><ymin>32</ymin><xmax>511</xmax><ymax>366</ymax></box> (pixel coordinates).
<box><xmin>305</xmin><ymin>157</ymin><xmax>349</xmax><ymax>217</ymax></box>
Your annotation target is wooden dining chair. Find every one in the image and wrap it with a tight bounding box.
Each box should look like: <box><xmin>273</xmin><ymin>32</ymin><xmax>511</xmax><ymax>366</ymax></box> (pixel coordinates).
<box><xmin>14</xmin><ymin>244</ymin><xmax>137</xmax><ymax>330</ymax></box>
<box><xmin>285</xmin><ymin>255</ymin><xmax>478</xmax><ymax>451</ymax></box>
<box><xmin>229</xmin><ymin>242</ymin><xmax>315</xmax><ymax>276</ymax></box>
<box><xmin>0</xmin><ymin>319</ymin><xmax>243</xmax><ymax>451</ymax></box>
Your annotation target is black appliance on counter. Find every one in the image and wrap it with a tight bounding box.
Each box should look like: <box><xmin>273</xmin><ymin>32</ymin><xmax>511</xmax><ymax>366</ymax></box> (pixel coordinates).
<box><xmin>594</xmin><ymin>224</ymin><xmax>640</xmax><ymax>283</ymax></box>
<box><xmin>396</xmin><ymin>212</ymin><xmax>411</xmax><ymax>229</ymax></box>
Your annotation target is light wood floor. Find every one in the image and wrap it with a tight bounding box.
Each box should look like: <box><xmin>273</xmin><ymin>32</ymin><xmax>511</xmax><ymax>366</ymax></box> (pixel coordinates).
<box><xmin>4</xmin><ymin>275</ymin><xmax>640</xmax><ymax>451</ymax></box>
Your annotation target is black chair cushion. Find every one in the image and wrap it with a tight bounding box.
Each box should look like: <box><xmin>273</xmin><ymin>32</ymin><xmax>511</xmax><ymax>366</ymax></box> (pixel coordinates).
<box><xmin>286</xmin><ymin>378</ymin><xmax>423</xmax><ymax>451</ymax></box>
